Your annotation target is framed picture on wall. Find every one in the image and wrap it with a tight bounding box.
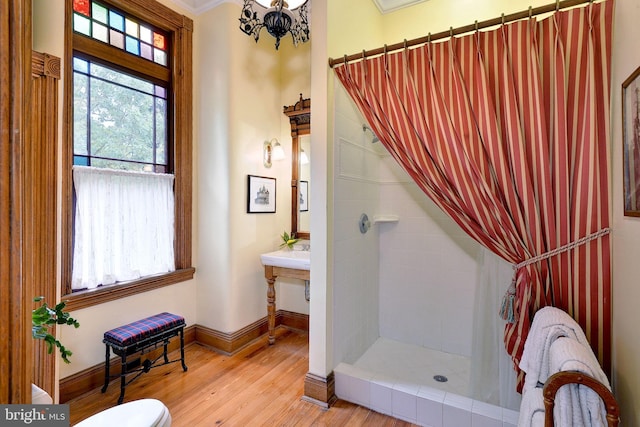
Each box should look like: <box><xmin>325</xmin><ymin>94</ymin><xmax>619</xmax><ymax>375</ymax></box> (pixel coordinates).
<box><xmin>247</xmin><ymin>175</ymin><xmax>276</xmax><ymax>213</ymax></box>
<box><xmin>300</xmin><ymin>180</ymin><xmax>309</xmax><ymax>212</ymax></box>
<box><xmin>623</xmin><ymin>66</ymin><xmax>640</xmax><ymax>217</ymax></box>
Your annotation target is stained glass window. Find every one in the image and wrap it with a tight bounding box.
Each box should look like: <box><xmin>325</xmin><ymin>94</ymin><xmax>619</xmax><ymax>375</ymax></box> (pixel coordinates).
<box><xmin>72</xmin><ymin>0</ymin><xmax>168</xmax><ymax>67</ymax></box>
<box><xmin>140</xmin><ymin>26</ymin><xmax>152</xmax><ymax>44</ymax></box>
<box><xmin>125</xmin><ymin>18</ymin><xmax>138</xmax><ymax>37</ymax></box>
<box><xmin>153</xmin><ymin>33</ymin><xmax>165</xmax><ymax>49</ymax></box>
<box><xmin>74</xmin><ymin>14</ymin><xmax>91</xmax><ymax>36</ymax></box>
<box><xmin>92</xmin><ymin>22</ymin><xmax>108</xmax><ymax>43</ymax></box>
<box><xmin>92</xmin><ymin>3</ymin><xmax>107</xmax><ymax>24</ymax></box>
<box><xmin>126</xmin><ymin>36</ymin><xmax>140</xmax><ymax>55</ymax></box>
<box><xmin>140</xmin><ymin>43</ymin><xmax>152</xmax><ymax>61</ymax></box>
<box><xmin>154</xmin><ymin>49</ymin><xmax>167</xmax><ymax>66</ymax></box>
<box><xmin>109</xmin><ymin>10</ymin><xmax>124</xmax><ymax>31</ymax></box>
<box><xmin>73</xmin><ymin>0</ymin><xmax>90</xmax><ymax>17</ymax></box>
<box><xmin>109</xmin><ymin>30</ymin><xmax>124</xmax><ymax>49</ymax></box>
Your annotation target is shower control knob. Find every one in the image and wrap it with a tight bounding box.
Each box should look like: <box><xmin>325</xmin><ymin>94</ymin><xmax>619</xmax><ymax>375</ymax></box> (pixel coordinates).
<box><xmin>359</xmin><ymin>213</ymin><xmax>371</xmax><ymax>234</ymax></box>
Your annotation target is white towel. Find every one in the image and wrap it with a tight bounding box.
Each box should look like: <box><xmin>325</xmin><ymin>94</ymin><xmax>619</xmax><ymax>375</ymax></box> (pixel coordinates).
<box><xmin>548</xmin><ymin>337</ymin><xmax>610</xmax><ymax>427</ymax></box>
<box><xmin>519</xmin><ymin>306</ymin><xmax>591</xmax><ymax>393</ymax></box>
<box><xmin>517</xmin><ymin>386</ymin><xmax>545</xmax><ymax>427</ymax></box>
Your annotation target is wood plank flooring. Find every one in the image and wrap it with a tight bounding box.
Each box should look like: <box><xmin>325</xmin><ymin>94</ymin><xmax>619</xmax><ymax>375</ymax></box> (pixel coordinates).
<box><xmin>67</xmin><ymin>327</ymin><xmax>417</xmax><ymax>426</ymax></box>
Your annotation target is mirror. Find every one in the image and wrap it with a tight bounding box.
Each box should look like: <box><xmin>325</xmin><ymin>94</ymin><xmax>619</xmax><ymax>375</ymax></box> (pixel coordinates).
<box><xmin>299</xmin><ymin>134</ymin><xmax>310</xmax><ymax>232</ymax></box>
<box><xmin>283</xmin><ymin>95</ymin><xmax>310</xmax><ymax>240</ymax></box>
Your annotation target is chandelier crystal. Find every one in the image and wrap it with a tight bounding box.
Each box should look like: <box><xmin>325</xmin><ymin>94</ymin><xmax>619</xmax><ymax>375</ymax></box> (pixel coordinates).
<box><xmin>239</xmin><ymin>0</ymin><xmax>310</xmax><ymax>50</ymax></box>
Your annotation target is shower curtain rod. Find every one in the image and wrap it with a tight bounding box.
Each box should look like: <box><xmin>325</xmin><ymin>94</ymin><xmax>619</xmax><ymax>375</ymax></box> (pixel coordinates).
<box><xmin>328</xmin><ymin>0</ymin><xmax>597</xmax><ymax>68</ymax></box>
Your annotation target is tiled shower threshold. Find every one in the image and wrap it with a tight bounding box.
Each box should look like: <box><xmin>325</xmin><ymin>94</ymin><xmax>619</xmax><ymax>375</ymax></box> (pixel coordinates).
<box><xmin>334</xmin><ymin>337</ymin><xmax>519</xmax><ymax>427</ymax></box>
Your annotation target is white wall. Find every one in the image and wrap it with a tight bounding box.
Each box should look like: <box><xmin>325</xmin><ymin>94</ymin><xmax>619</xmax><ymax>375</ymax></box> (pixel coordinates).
<box><xmin>195</xmin><ymin>2</ymin><xmax>291</xmax><ymax>333</ymax></box>
<box><xmin>307</xmin><ymin>0</ymin><xmax>332</xmax><ymax>378</ymax></box>
<box><xmin>332</xmin><ymin>85</ymin><xmax>381</xmax><ymax>365</ymax></box>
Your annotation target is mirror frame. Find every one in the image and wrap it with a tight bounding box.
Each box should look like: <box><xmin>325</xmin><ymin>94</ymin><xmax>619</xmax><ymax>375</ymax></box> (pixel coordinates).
<box><xmin>283</xmin><ymin>95</ymin><xmax>310</xmax><ymax>240</ymax></box>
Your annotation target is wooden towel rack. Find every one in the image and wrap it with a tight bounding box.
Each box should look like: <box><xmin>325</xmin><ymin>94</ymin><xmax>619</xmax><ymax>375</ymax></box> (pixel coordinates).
<box><xmin>543</xmin><ymin>371</ymin><xmax>620</xmax><ymax>427</ymax></box>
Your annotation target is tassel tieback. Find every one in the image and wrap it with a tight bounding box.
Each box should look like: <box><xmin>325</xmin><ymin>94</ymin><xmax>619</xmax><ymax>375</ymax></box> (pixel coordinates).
<box><xmin>498</xmin><ymin>228</ymin><xmax>611</xmax><ymax>324</ymax></box>
<box><xmin>499</xmin><ymin>280</ymin><xmax>517</xmax><ymax>323</ymax></box>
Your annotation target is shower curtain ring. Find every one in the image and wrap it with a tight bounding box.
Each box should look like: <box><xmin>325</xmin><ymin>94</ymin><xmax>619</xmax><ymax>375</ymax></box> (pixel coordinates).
<box><xmin>449</xmin><ymin>26</ymin><xmax>454</xmax><ymax>38</ymax></box>
<box><xmin>474</xmin><ymin>20</ymin><xmax>478</xmax><ymax>32</ymax></box>
<box><xmin>428</xmin><ymin>32</ymin><xmax>431</xmax><ymax>43</ymax></box>
<box><xmin>403</xmin><ymin>39</ymin><xmax>408</xmax><ymax>50</ymax></box>
<box><xmin>343</xmin><ymin>54</ymin><xmax>348</xmax><ymax>65</ymax></box>
<box><xmin>529</xmin><ymin>6</ymin><xmax>533</xmax><ymax>19</ymax></box>
<box><xmin>501</xmin><ymin>13</ymin><xmax>505</xmax><ymax>25</ymax></box>
<box><xmin>362</xmin><ymin>49</ymin><xmax>366</xmax><ymax>60</ymax></box>
<box><xmin>556</xmin><ymin>0</ymin><xmax>560</xmax><ymax>11</ymax></box>
<box><xmin>383</xmin><ymin>44</ymin><xmax>388</xmax><ymax>55</ymax></box>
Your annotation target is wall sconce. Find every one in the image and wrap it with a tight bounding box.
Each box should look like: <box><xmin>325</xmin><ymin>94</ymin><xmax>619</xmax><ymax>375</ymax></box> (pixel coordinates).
<box><xmin>300</xmin><ymin>148</ymin><xmax>309</xmax><ymax>165</ymax></box>
<box><xmin>264</xmin><ymin>138</ymin><xmax>285</xmax><ymax>168</ymax></box>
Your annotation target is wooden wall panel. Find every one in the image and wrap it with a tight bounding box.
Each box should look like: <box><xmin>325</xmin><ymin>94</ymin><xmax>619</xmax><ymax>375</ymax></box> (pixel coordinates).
<box><xmin>30</xmin><ymin>51</ymin><xmax>61</xmax><ymax>401</ymax></box>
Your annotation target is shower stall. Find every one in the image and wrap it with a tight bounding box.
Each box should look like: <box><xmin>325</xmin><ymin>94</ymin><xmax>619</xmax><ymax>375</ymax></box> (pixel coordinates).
<box><xmin>331</xmin><ymin>84</ymin><xmax>521</xmax><ymax>426</ymax></box>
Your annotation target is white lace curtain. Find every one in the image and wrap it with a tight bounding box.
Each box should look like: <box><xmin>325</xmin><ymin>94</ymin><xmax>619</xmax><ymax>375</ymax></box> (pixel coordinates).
<box><xmin>72</xmin><ymin>166</ymin><xmax>175</xmax><ymax>290</ymax></box>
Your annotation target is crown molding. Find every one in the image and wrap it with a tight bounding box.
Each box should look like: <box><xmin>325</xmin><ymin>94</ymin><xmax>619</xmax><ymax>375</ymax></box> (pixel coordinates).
<box><xmin>372</xmin><ymin>0</ymin><xmax>428</xmax><ymax>14</ymax></box>
<box><xmin>169</xmin><ymin>0</ymin><xmax>427</xmax><ymax>16</ymax></box>
<box><xmin>167</xmin><ymin>0</ymin><xmax>241</xmax><ymax>15</ymax></box>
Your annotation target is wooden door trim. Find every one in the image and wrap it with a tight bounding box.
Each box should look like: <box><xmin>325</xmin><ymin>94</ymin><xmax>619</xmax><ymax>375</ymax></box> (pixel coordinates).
<box><xmin>0</xmin><ymin>0</ymin><xmax>33</xmax><ymax>403</ymax></box>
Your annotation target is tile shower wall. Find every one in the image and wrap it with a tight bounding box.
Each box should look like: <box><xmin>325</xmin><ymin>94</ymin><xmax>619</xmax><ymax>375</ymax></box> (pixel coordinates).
<box><xmin>333</xmin><ymin>83</ymin><xmax>482</xmax><ymax>365</ymax></box>
<box><xmin>377</xmin><ymin>157</ymin><xmax>481</xmax><ymax>357</ymax></box>
<box><xmin>333</xmin><ymin>85</ymin><xmax>381</xmax><ymax>365</ymax></box>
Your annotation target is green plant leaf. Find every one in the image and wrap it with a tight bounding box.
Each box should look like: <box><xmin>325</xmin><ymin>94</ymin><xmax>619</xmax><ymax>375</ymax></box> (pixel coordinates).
<box><xmin>279</xmin><ymin>230</ymin><xmax>299</xmax><ymax>249</ymax></box>
<box><xmin>32</xmin><ymin>297</ymin><xmax>80</xmax><ymax>363</ymax></box>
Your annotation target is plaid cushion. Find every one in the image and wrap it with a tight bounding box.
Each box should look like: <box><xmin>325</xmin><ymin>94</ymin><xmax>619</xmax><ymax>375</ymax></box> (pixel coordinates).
<box><xmin>104</xmin><ymin>312</ymin><xmax>185</xmax><ymax>347</ymax></box>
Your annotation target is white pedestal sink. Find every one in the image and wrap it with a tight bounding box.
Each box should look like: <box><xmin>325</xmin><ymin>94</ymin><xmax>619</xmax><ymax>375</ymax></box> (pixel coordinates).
<box><xmin>260</xmin><ymin>248</ymin><xmax>310</xmax><ymax>344</ymax></box>
<box><xmin>260</xmin><ymin>249</ymin><xmax>310</xmax><ymax>270</ymax></box>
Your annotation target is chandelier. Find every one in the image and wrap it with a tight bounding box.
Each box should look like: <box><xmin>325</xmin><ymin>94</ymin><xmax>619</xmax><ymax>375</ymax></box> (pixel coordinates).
<box><xmin>239</xmin><ymin>0</ymin><xmax>310</xmax><ymax>50</ymax></box>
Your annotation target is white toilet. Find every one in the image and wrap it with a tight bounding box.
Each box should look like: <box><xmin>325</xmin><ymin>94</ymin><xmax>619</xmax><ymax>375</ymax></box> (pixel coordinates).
<box><xmin>74</xmin><ymin>399</ymin><xmax>171</xmax><ymax>427</ymax></box>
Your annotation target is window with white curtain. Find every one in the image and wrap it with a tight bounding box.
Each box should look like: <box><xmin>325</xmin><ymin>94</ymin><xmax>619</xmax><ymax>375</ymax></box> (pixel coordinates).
<box><xmin>70</xmin><ymin>3</ymin><xmax>172</xmax><ymax>289</ymax></box>
<box><xmin>72</xmin><ymin>166</ymin><xmax>175</xmax><ymax>290</ymax></box>
<box><xmin>63</xmin><ymin>0</ymin><xmax>194</xmax><ymax>303</ymax></box>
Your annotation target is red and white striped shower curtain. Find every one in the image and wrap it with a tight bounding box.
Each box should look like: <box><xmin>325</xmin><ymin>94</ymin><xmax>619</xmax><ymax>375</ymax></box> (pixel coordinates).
<box><xmin>334</xmin><ymin>0</ymin><xmax>614</xmax><ymax>390</ymax></box>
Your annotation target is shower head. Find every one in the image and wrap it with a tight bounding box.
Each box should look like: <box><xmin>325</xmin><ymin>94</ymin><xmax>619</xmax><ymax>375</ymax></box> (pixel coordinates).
<box><xmin>362</xmin><ymin>124</ymin><xmax>379</xmax><ymax>143</ymax></box>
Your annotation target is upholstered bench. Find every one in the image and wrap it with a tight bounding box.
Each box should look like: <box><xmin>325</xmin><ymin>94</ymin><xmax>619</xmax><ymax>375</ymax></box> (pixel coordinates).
<box><xmin>102</xmin><ymin>312</ymin><xmax>188</xmax><ymax>404</ymax></box>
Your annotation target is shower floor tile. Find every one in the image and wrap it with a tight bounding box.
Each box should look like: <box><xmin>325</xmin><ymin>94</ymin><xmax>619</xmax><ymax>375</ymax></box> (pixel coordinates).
<box><xmin>353</xmin><ymin>337</ymin><xmax>471</xmax><ymax>397</ymax></box>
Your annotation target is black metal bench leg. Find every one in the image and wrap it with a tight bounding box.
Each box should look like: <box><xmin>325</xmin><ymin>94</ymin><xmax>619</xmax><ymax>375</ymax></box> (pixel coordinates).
<box><xmin>180</xmin><ymin>328</ymin><xmax>188</xmax><ymax>371</ymax></box>
<box><xmin>118</xmin><ymin>352</ymin><xmax>127</xmax><ymax>404</ymax></box>
<box><xmin>101</xmin><ymin>344</ymin><xmax>110</xmax><ymax>393</ymax></box>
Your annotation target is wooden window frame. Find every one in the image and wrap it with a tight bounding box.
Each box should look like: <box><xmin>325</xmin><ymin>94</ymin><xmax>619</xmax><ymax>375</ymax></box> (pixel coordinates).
<box><xmin>62</xmin><ymin>0</ymin><xmax>194</xmax><ymax>311</ymax></box>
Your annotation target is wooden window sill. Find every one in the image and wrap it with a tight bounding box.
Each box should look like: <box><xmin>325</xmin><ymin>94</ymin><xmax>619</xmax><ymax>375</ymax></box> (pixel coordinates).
<box><xmin>62</xmin><ymin>267</ymin><xmax>195</xmax><ymax>312</ymax></box>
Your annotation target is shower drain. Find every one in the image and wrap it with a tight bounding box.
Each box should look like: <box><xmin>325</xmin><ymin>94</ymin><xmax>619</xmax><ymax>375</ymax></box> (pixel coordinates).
<box><xmin>433</xmin><ymin>375</ymin><xmax>448</xmax><ymax>383</ymax></box>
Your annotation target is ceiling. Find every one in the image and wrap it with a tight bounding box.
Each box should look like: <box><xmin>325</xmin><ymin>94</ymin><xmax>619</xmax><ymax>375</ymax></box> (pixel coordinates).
<box><xmin>170</xmin><ymin>0</ymin><xmax>428</xmax><ymax>15</ymax></box>
<box><xmin>372</xmin><ymin>0</ymin><xmax>428</xmax><ymax>13</ymax></box>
